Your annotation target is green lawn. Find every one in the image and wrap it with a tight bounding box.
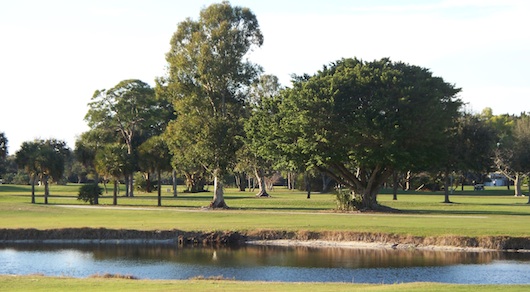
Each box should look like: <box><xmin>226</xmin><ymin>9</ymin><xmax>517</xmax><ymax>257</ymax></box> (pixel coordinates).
<box><xmin>1</xmin><ymin>275</ymin><xmax>529</xmax><ymax>292</ymax></box>
<box><xmin>0</xmin><ymin>184</ymin><xmax>529</xmax><ymax>237</ymax></box>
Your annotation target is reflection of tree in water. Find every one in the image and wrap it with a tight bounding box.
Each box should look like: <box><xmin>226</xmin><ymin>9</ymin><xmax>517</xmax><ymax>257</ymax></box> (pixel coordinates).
<box><xmin>5</xmin><ymin>244</ymin><xmax>528</xmax><ymax>269</ymax></box>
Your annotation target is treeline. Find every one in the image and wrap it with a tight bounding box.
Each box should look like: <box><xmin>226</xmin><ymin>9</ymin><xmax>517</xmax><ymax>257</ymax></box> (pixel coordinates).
<box><xmin>0</xmin><ymin>2</ymin><xmax>529</xmax><ymax>210</ymax></box>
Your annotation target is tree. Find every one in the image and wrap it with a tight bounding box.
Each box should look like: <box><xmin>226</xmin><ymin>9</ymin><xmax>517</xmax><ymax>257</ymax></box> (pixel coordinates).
<box><xmin>243</xmin><ymin>74</ymin><xmax>283</xmax><ymax>197</ymax></box>
<box><xmin>78</xmin><ymin>183</ymin><xmax>103</xmax><ymax>205</ymax></box>
<box><xmin>494</xmin><ymin>114</ymin><xmax>530</xmax><ymax>199</ymax></box>
<box><xmin>15</xmin><ymin>141</ymin><xmax>39</xmax><ymax>203</ymax></box>
<box><xmin>85</xmin><ymin>79</ymin><xmax>158</xmax><ymax>197</ymax></box>
<box><xmin>163</xmin><ymin>1</ymin><xmax>263</xmax><ymax>208</ymax></box>
<box><xmin>74</xmin><ymin>129</ymin><xmax>115</xmax><ymax>203</ymax></box>
<box><xmin>95</xmin><ymin>143</ymin><xmax>131</xmax><ymax>205</ymax></box>
<box><xmin>15</xmin><ymin>139</ymin><xmax>69</xmax><ymax>204</ymax></box>
<box><xmin>441</xmin><ymin>113</ymin><xmax>497</xmax><ymax>203</ymax></box>
<box><xmin>0</xmin><ymin>132</ymin><xmax>7</xmax><ymax>179</ymax></box>
<box><xmin>138</xmin><ymin>136</ymin><xmax>172</xmax><ymax>206</ymax></box>
<box><xmin>252</xmin><ymin>58</ymin><xmax>462</xmax><ymax>210</ymax></box>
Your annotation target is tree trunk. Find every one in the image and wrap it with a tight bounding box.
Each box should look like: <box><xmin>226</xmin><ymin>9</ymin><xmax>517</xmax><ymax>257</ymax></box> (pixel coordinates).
<box><xmin>124</xmin><ymin>175</ymin><xmax>130</xmax><ymax>197</ymax></box>
<box><xmin>527</xmin><ymin>181</ymin><xmax>530</xmax><ymax>204</ymax></box>
<box><xmin>287</xmin><ymin>172</ymin><xmax>296</xmax><ymax>190</ymax></box>
<box><xmin>321</xmin><ymin>173</ymin><xmax>332</xmax><ymax>193</ymax></box>
<box><xmin>94</xmin><ymin>173</ymin><xmax>100</xmax><ymax>205</ymax></box>
<box><xmin>103</xmin><ymin>179</ymin><xmax>108</xmax><ymax>194</ymax></box>
<box><xmin>128</xmin><ymin>174</ymin><xmax>134</xmax><ymax>197</ymax></box>
<box><xmin>172</xmin><ymin>169</ymin><xmax>178</xmax><ymax>197</ymax></box>
<box><xmin>31</xmin><ymin>174</ymin><xmax>36</xmax><ymax>204</ymax></box>
<box><xmin>235</xmin><ymin>172</ymin><xmax>246</xmax><ymax>191</ymax></box>
<box><xmin>254</xmin><ymin>168</ymin><xmax>269</xmax><ymax>197</ymax></box>
<box><xmin>443</xmin><ymin>168</ymin><xmax>452</xmax><ymax>203</ymax></box>
<box><xmin>145</xmin><ymin>172</ymin><xmax>152</xmax><ymax>193</ymax></box>
<box><xmin>113</xmin><ymin>179</ymin><xmax>118</xmax><ymax>205</ymax></box>
<box><xmin>358</xmin><ymin>187</ymin><xmax>379</xmax><ymax>210</ymax></box>
<box><xmin>405</xmin><ymin>171</ymin><xmax>412</xmax><ymax>191</ymax></box>
<box><xmin>157</xmin><ymin>169</ymin><xmax>162</xmax><ymax>207</ymax></box>
<box><xmin>210</xmin><ymin>172</ymin><xmax>228</xmax><ymax>208</ymax></box>
<box><xmin>392</xmin><ymin>171</ymin><xmax>398</xmax><ymax>200</ymax></box>
<box><xmin>43</xmin><ymin>175</ymin><xmax>49</xmax><ymax>205</ymax></box>
<box><xmin>305</xmin><ymin>172</ymin><xmax>311</xmax><ymax>199</ymax></box>
<box><xmin>514</xmin><ymin>173</ymin><xmax>523</xmax><ymax>196</ymax></box>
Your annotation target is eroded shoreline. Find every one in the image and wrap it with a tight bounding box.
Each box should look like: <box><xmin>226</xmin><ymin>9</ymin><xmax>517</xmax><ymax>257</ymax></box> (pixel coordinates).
<box><xmin>1</xmin><ymin>228</ymin><xmax>530</xmax><ymax>252</ymax></box>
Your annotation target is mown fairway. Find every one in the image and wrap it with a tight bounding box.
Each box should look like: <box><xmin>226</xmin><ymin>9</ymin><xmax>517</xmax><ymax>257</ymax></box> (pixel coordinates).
<box><xmin>0</xmin><ymin>184</ymin><xmax>529</xmax><ymax>237</ymax></box>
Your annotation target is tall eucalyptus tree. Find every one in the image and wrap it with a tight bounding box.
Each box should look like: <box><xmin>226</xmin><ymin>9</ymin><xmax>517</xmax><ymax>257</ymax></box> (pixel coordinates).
<box><xmin>163</xmin><ymin>1</ymin><xmax>263</xmax><ymax>208</ymax></box>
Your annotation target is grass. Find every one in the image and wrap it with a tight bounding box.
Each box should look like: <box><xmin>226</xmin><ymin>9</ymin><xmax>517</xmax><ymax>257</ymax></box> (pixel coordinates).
<box><xmin>1</xmin><ymin>183</ymin><xmax>529</xmax><ymax>290</ymax></box>
<box><xmin>0</xmin><ymin>184</ymin><xmax>529</xmax><ymax>237</ymax></box>
<box><xmin>1</xmin><ymin>275</ymin><xmax>530</xmax><ymax>292</ymax></box>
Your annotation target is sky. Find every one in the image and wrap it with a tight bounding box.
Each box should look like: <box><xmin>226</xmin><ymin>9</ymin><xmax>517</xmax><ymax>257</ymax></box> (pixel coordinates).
<box><xmin>1</xmin><ymin>0</ymin><xmax>529</xmax><ymax>154</ymax></box>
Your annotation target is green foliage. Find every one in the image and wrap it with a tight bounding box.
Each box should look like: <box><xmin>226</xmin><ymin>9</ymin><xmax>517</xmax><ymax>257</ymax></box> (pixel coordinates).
<box><xmin>335</xmin><ymin>189</ymin><xmax>354</xmax><ymax>211</ymax></box>
<box><xmin>163</xmin><ymin>2</ymin><xmax>263</xmax><ymax>207</ymax></box>
<box><xmin>77</xmin><ymin>183</ymin><xmax>102</xmax><ymax>205</ymax></box>
<box><xmin>133</xmin><ymin>172</ymin><xmax>147</xmax><ymax>192</ymax></box>
<box><xmin>0</xmin><ymin>132</ymin><xmax>7</xmax><ymax>159</ymax></box>
<box><xmin>250</xmin><ymin>58</ymin><xmax>462</xmax><ymax>209</ymax></box>
<box><xmin>14</xmin><ymin>139</ymin><xmax>70</xmax><ymax>203</ymax></box>
<box><xmin>0</xmin><ymin>132</ymin><xmax>7</xmax><ymax>177</ymax></box>
<box><xmin>84</xmin><ymin>79</ymin><xmax>173</xmax><ymax>196</ymax></box>
<box><xmin>137</xmin><ymin>136</ymin><xmax>172</xmax><ymax>193</ymax></box>
<box><xmin>4</xmin><ymin>172</ymin><xmax>29</xmax><ymax>185</ymax></box>
<box><xmin>95</xmin><ymin>143</ymin><xmax>131</xmax><ymax>180</ymax></box>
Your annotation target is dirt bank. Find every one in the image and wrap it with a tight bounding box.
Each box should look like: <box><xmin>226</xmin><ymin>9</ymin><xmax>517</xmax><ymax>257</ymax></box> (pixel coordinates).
<box><xmin>1</xmin><ymin>228</ymin><xmax>529</xmax><ymax>251</ymax></box>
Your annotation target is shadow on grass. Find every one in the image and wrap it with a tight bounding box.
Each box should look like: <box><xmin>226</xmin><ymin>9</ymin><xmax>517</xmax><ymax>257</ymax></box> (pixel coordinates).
<box><xmin>401</xmin><ymin>204</ymin><xmax>530</xmax><ymax>217</ymax></box>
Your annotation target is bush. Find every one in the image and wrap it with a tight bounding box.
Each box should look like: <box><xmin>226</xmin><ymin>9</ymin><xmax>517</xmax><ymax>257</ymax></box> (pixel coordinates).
<box><xmin>78</xmin><ymin>183</ymin><xmax>102</xmax><ymax>205</ymax></box>
<box><xmin>7</xmin><ymin>172</ymin><xmax>30</xmax><ymax>185</ymax></box>
<box><xmin>335</xmin><ymin>189</ymin><xmax>363</xmax><ymax>211</ymax></box>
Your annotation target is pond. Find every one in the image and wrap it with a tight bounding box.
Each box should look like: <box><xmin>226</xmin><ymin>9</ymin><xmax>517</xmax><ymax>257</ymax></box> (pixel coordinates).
<box><xmin>1</xmin><ymin>244</ymin><xmax>530</xmax><ymax>284</ymax></box>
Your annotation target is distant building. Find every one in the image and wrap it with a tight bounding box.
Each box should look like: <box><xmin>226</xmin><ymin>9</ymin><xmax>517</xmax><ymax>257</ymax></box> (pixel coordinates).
<box><xmin>485</xmin><ymin>172</ymin><xmax>509</xmax><ymax>186</ymax></box>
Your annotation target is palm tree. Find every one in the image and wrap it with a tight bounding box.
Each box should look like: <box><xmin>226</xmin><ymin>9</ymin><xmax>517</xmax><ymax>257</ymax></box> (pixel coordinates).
<box><xmin>16</xmin><ymin>139</ymin><xmax>69</xmax><ymax>204</ymax></box>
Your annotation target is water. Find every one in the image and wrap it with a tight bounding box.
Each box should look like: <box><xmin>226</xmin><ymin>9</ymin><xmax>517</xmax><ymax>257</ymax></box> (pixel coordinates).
<box><xmin>1</xmin><ymin>244</ymin><xmax>530</xmax><ymax>284</ymax></box>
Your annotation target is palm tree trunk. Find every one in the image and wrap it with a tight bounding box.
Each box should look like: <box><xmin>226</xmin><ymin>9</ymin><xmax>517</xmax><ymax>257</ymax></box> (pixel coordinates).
<box><xmin>113</xmin><ymin>180</ymin><xmax>118</xmax><ymax>205</ymax></box>
<box><xmin>443</xmin><ymin>168</ymin><xmax>452</xmax><ymax>203</ymax></box>
<box><xmin>44</xmin><ymin>176</ymin><xmax>49</xmax><ymax>205</ymax></box>
<box><xmin>157</xmin><ymin>169</ymin><xmax>162</xmax><ymax>207</ymax></box>
<box><xmin>172</xmin><ymin>169</ymin><xmax>178</xmax><ymax>197</ymax></box>
<box><xmin>31</xmin><ymin>174</ymin><xmax>36</xmax><ymax>204</ymax></box>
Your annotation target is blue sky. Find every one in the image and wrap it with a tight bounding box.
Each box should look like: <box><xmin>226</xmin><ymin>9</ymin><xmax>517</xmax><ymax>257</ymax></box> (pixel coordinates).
<box><xmin>1</xmin><ymin>0</ymin><xmax>529</xmax><ymax>153</ymax></box>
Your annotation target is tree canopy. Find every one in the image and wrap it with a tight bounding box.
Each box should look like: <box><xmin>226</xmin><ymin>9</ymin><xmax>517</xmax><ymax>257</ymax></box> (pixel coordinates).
<box><xmin>15</xmin><ymin>139</ymin><xmax>70</xmax><ymax>204</ymax></box>
<box><xmin>250</xmin><ymin>58</ymin><xmax>462</xmax><ymax>210</ymax></box>
<box><xmin>85</xmin><ymin>79</ymin><xmax>171</xmax><ymax>197</ymax></box>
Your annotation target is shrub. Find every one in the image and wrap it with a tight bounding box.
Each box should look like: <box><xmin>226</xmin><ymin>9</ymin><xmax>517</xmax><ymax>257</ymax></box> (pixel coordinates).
<box><xmin>335</xmin><ymin>189</ymin><xmax>364</xmax><ymax>211</ymax></box>
<box><xmin>78</xmin><ymin>183</ymin><xmax>102</xmax><ymax>205</ymax></box>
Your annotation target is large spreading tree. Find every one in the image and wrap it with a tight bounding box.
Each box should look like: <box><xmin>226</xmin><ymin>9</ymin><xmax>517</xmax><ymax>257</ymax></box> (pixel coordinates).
<box><xmin>251</xmin><ymin>58</ymin><xmax>462</xmax><ymax>210</ymax></box>
<box><xmin>163</xmin><ymin>1</ymin><xmax>263</xmax><ymax>208</ymax></box>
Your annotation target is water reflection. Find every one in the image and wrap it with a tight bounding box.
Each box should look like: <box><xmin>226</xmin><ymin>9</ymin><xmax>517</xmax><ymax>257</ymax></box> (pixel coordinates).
<box><xmin>1</xmin><ymin>244</ymin><xmax>529</xmax><ymax>284</ymax></box>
